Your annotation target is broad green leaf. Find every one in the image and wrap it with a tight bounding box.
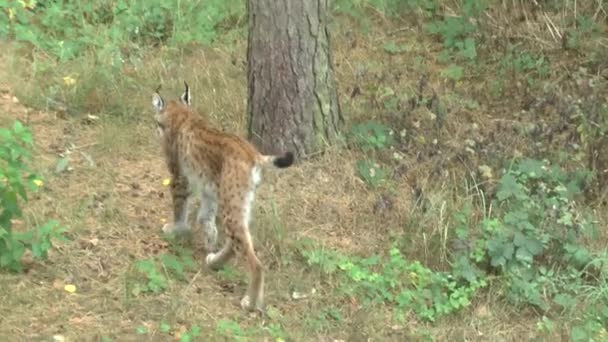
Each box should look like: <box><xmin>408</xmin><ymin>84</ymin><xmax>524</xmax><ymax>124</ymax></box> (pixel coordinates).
<box><xmin>518</xmin><ymin>159</ymin><xmax>545</xmax><ymax>178</ymax></box>
<box><xmin>553</xmin><ymin>293</ymin><xmax>576</xmax><ymax>310</ymax></box>
<box><xmin>497</xmin><ymin>173</ymin><xmax>526</xmax><ymax>201</ymax></box>
<box><xmin>461</xmin><ymin>38</ymin><xmax>476</xmax><ymax>60</ymax></box>
<box><xmin>524</xmin><ymin>237</ymin><xmax>543</xmax><ymax>255</ymax></box>
<box><xmin>515</xmin><ymin>247</ymin><xmax>533</xmax><ymax>264</ymax></box>
<box><xmin>135</xmin><ymin>326</ymin><xmax>148</xmax><ymax>335</ymax></box>
<box><xmin>159</xmin><ymin>322</ymin><xmax>172</xmax><ymax>333</ymax></box>
<box><xmin>441</xmin><ymin>64</ymin><xmax>464</xmax><ymax>81</ymax></box>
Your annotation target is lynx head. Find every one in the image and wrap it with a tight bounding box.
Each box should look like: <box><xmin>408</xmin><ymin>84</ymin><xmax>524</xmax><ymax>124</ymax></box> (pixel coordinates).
<box><xmin>151</xmin><ymin>82</ymin><xmax>192</xmax><ymax>137</ymax></box>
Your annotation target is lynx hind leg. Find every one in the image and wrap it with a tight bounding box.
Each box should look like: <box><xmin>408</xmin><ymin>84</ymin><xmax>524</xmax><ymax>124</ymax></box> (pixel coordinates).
<box><xmin>215</xmin><ymin>166</ymin><xmax>264</xmax><ymax>311</ymax></box>
<box><xmin>197</xmin><ymin>187</ymin><xmax>218</xmax><ymax>251</ymax></box>
<box><xmin>204</xmin><ymin>218</ymin><xmax>264</xmax><ymax>310</ymax></box>
<box><xmin>234</xmin><ymin>228</ymin><xmax>265</xmax><ymax>312</ymax></box>
<box><xmin>220</xmin><ymin>214</ymin><xmax>264</xmax><ymax>311</ymax></box>
<box><xmin>163</xmin><ymin>175</ymin><xmax>192</xmax><ymax>234</ymax></box>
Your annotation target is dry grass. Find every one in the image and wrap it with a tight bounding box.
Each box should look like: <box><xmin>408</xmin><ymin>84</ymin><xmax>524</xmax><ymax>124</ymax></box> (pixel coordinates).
<box><xmin>0</xmin><ymin>6</ymin><xmax>607</xmax><ymax>342</ymax></box>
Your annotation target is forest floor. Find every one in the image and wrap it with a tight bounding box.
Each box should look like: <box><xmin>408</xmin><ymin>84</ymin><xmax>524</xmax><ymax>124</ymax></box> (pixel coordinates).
<box><xmin>0</xmin><ymin>6</ymin><xmax>607</xmax><ymax>342</ymax></box>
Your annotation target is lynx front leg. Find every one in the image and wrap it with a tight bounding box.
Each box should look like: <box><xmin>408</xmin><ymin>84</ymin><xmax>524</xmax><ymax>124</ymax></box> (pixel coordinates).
<box><xmin>197</xmin><ymin>188</ymin><xmax>218</xmax><ymax>251</ymax></box>
<box><xmin>162</xmin><ymin>175</ymin><xmax>192</xmax><ymax>234</ymax></box>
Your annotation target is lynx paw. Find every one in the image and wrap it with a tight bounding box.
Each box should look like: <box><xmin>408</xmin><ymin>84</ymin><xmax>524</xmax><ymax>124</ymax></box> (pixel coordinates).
<box><xmin>240</xmin><ymin>295</ymin><xmax>251</xmax><ymax>311</ymax></box>
<box><xmin>205</xmin><ymin>253</ymin><xmax>216</xmax><ymax>265</ymax></box>
<box><xmin>240</xmin><ymin>295</ymin><xmax>264</xmax><ymax>312</ymax></box>
<box><xmin>161</xmin><ymin>222</ymin><xmax>188</xmax><ymax>234</ymax></box>
<box><xmin>161</xmin><ymin>223</ymin><xmax>174</xmax><ymax>234</ymax></box>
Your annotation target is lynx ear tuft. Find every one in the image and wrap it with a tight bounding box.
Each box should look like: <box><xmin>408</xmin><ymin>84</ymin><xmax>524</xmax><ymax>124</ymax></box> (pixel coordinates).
<box><xmin>180</xmin><ymin>81</ymin><xmax>191</xmax><ymax>106</ymax></box>
<box><xmin>152</xmin><ymin>92</ymin><xmax>165</xmax><ymax>112</ymax></box>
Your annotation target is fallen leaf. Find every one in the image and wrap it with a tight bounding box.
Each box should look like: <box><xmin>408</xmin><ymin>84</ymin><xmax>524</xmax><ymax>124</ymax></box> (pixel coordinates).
<box><xmin>162</xmin><ymin>178</ymin><xmax>171</xmax><ymax>186</ymax></box>
<box><xmin>33</xmin><ymin>179</ymin><xmax>44</xmax><ymax>187</ymax></box>
<box><xmin>63</xmin><ymin>76</ymin><xmax>77</xmax><ymax>86</ymax></box>
<box><xmin>69</xmin><ymin>315</ymin><xmax>96</xmax><ymax>326</ymax></box>
<box><xmin>478</xmin><ymin>165</ymin><xmax>494</xmax><ymax>181</ymax></box>
<box><xmin>53</xmin><ymin>335</ymin><xmax>65</xmax><ymax>342</ymax></box>
<box><xmin>55</xmin><ymin>157</ymin><xmax>70</xmax><ymax>173</ymax></box>
<box><xmin>64</xmin><ymin>284</ymin><xmax>76</xmax><ymax>293</ymax></box>
<box><xmin>174</xmin><ymin>325</ymin><xmax>188</xmax><ymax>339</ymax></box>
<box><xmin>52</xmin><ymin>279</ymin><xmax>64</xmax><ymax>289</ymax></box>
<box><xmin>291</xmin><ymin>291</ymin><xmax>308</xmax><ymax>300</ymax></box>
<box><xmin>81</xmin><ymin>152</ymin><xmax>96</xmax><ymax>167</ymax></box>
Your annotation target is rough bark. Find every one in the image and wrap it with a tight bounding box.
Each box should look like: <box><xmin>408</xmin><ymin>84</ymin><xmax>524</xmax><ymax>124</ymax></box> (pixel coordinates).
<box><xmin>247</xmin><ymin>0</ymin><xmax>343</xmax><ymax>157</ymax></box>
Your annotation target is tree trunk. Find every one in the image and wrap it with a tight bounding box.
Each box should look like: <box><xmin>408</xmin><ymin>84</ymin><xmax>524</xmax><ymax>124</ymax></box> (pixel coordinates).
<box><xmin>247</xmin><ymin>0</ymin><xmax>343</xmax><ymax>157</ymax></box>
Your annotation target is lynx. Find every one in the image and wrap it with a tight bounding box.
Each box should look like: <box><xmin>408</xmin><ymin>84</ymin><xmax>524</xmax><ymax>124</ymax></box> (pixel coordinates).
<box><xmin>151</xmin><ymin>82</ymin><xmax>294</xmax><ymax>311</ymax></box>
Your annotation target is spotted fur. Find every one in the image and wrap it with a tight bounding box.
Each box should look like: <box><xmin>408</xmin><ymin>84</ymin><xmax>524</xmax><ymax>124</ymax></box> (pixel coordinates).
<box><xmin>152</xmin><ymin>82</ymin><xmax>294</xmax><ymax>311</ymax></box>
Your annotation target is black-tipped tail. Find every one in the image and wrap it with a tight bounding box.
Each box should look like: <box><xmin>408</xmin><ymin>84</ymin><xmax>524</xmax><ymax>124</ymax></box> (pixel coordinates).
<box><xmin>273</xmin><ymin>152</ymin><xmax>294</xmax><ymax>168</ymax></box>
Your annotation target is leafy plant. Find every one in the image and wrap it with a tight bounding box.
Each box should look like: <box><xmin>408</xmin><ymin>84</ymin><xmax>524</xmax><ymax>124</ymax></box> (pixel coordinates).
<box><xmin>159</xmin><ymin>322</ymin><xmax>172</xmax><ymax>333</ymax></box>
<box><xmin>216</xmin><ymin>319</ymin><xmax>247</xmax><ymax>340</ymax></box>
<box><xmin>383</xmin><ymin>41</ymin><xmax>409</xmax><ymax>55</ymax></box>
<box><xmin>160</xmin><ymin>249</ymin><xmax>196</xmax><ymax>280</ymax></box>
<box><xmin>565</xmin><ymin>15</ymin><xmax>604</xmax><ymax>51</ymax></box>
<box><xmin>441</xmin><ymin>64</ymin><xmax>464</xmax><ymax>82</ymax></box>
<box><xmin>299</xmin><ymin>241</ymin><xmax>485</xmax><ymax>322</ymax></box>
<box><xmin>130</xmin><ymin>249</ymin><xmax>196</xmax><ymax>295</ymax></box>
<box><xmin>304</xmin><ymin>306</ymin><xmax>344</xmax><ymax>333</ymax></box>
<box><xmin>332</xmin><ymin>0</ymin><xmax>437</xmax><ymax>22</ymax></box>
<box><xmin>453</xmin><ymin>158</ymin><xmax>603</xmax><ymax>312</ymax></box>
<box><xmin>1</xmin><ymin>0</ymin><xmax>247</xmax><ymax>119</ymax></box>
<box><xmin>0</xmin><ymin>120</ymin><xmax>66</xmax><ymax>272</ymax></box>
<box><xmin>356</xmin><ymin>159</ymin><xmax>388</xmax><ymax>187</ymax></box>
<box><xmin>133</xmin><ymin>258</ymin><xmax>168</xmax><ymax>294</ymax></box>
<box><xmin>427</xmin><ymin>0</ymin><xmax>487</xmax><ymax>62</ymax></box>
<box><xmin>350</xmin><ymin>121</ymin><xmax>394</xmax><ymax>151</ymax></box>
<box><xmin>180</xmin><ymin>325</ymin><xmax>202</xmax><ymax>342</ymax></box>
<box><xmin>572</xmin><ymin>100</ymin><xmax>608</xmax><ymax>182</ymax></box>
<box><xmin>492</xmin><ymin>48</ymin><xmax>551</xmax><ymax>95</ymax></box>
<box><xmin>135</xmin><ymin>325</ymin><xmax>149</xmax><ymax>335</ymax></box>
<box><xmin>1</xmin><ymin>0</ymin><xmax>246</xmax><ymax>60</ymax></box>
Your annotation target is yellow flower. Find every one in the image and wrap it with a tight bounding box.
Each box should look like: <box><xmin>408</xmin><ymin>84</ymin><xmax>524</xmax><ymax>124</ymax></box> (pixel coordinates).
<box><xmin>162</xmin><ymin>178</ymin><xmax>171</xmax><ymax>186</ymax></box>
<box><xmin>33</xmin><ymin>179</ymin><xmax>44</xmax><ymax>187</ymax></box>
<box><xmin>409</xmin><ymin>272</ymin><xmax>418</xmax><ymax>285</ymax></box>
<box><xmin>19</xmin><ymin>0</ymin><xmax>37</xmax><ymax>10</ymax></box>
<box><xmin>62</xmin><ymin>76</ymin><xmax>76</xmax><ymax>86</ymax></box>
<box><xmin>64</xmin><ymin>284</ymin><xmax>76</xmax><ymax>293</ymax></box>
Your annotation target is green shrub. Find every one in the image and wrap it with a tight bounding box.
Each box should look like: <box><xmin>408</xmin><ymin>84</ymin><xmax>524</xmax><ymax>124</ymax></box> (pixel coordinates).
<box><xmin>1</xmin><ymin>0</ymin><xmax>246</xmax><ymax>61</ymax></box>
<box><xmin>1</xmin><ymin>0</ymin><xmax>246</xmax><ymax>119</ymax></box>
<box><xmin>299</xmin><ymin>240</ymin><xmax>485</xmax><ymax>322</ymax></box>
<box><xmin>454</xmin><ymin>159</ymin><xmax>599</xmax><ymax>307</ymax></box>
<box><xmin>0</xmin><ymin>120</ymin><xmax>66</xmax><ymax>272</ymax></box>
<box><xmin>350</xmin><ymin>121</ymin><xmax>394</xmax><ymax>151</ymax></box>
<box><xmin>332</xmin><ymin>0</ymin><xmax>437</xmax><ymax>20</ymax></box>
<box><xmin>130</xmin><ymin>249</ymin><xmax>197</xmax><ymax>295</ymax></box>
<box><xmin>427</xmin><ymin>0</ymin><xmax>487</xmax><ymax>62</ymax></box>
